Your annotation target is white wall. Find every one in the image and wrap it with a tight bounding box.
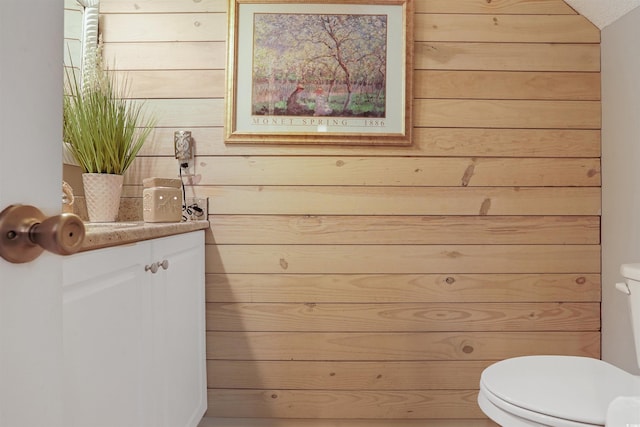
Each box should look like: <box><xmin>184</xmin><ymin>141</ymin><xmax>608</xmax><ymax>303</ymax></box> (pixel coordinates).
<box><xmin>602</xmin><ymin>6</ymin><xmax>640</xmax><ymax>373</ymax></box>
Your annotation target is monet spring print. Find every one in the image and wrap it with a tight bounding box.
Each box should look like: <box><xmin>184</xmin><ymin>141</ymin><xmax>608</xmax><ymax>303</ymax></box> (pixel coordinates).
<box><xmin>251</xmin><ymin>13</ymin><xmax>388</xmax><ymax>119</ymax></box>
<box><xmin>225</xmin><ymin>0</ymin><xmax>412</xmax><ymax>145</ymax></box>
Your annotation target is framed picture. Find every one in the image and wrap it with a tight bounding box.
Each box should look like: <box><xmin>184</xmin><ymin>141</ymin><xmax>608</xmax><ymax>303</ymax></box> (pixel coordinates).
<box><xmin>225</xmin><ymin>0</ymin><xmax>413</xmax><ymax>145</ymax></box>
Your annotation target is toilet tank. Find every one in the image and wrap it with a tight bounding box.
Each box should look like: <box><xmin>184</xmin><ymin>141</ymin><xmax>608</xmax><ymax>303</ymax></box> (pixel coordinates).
<box><xmin>620</xmin><ymin>263</ymin><xmax>640</xmax><ymax>369</ymax></box>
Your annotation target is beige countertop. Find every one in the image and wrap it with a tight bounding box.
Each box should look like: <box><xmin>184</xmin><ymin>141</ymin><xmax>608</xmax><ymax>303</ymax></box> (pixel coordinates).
<box><xmin>80</xmin><ymin>220</ymin><xmax>210</xmax><ymax>252</ymax></box>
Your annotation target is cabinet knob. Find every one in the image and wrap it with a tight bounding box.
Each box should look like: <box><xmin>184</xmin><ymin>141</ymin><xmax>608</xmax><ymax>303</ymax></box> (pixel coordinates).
<box><xmin>0</xmin><ymin>204</ymin><xmax>85</xmax><ymax>263</ymax></box>
<box><xmin>145</xmin><ymin>260</ymin><xmax>169</xmax><ymax>274</ymax></box>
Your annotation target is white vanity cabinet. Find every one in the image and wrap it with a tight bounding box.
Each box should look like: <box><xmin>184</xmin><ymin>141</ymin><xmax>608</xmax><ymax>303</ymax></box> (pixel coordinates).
<box><xmin>62</xmin><ymin>231</ymin><xmax>207</xmax><ymax>427</ymax></box>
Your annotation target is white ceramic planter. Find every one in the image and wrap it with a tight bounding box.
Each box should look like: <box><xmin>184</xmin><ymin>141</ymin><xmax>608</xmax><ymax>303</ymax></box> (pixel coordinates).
<box><xmin>82</xmin><ymin>173</ymin><xmax>123</xmax><ymax>222</ymax></box>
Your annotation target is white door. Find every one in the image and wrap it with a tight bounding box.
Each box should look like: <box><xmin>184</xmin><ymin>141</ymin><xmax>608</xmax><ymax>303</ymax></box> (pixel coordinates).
<box><xmin>0</xmin><ymin>1</ymin><xmax>65</xmax><ymax>426</ymax></box>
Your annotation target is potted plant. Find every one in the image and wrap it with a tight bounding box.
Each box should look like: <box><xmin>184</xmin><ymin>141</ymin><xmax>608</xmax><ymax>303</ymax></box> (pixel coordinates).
<box><xmin>63</xmin><ymin>47</ymin><xmax>155</xmax><ymax>222</ymax></box>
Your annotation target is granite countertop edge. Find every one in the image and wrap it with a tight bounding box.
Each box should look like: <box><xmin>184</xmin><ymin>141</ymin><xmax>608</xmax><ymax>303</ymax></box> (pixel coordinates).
<box><xmin>80</xmin><ymin>220</ymin><xmax>210</xmax><ymax>252</ymax></box>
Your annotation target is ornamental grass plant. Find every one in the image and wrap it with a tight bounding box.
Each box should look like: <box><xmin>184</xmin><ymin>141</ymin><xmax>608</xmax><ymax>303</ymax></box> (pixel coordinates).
<box><xmin>63</xmin><ymin>49</ymin><xmax>155</xmax><ymax>175</ymax></box>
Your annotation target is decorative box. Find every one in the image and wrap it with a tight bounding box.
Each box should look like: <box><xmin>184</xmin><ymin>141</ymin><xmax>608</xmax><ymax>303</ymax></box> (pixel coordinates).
<box><xmin>142</xmin><ymin>177</ymin><xmax>182</xmax><ymax>223</ymax></box>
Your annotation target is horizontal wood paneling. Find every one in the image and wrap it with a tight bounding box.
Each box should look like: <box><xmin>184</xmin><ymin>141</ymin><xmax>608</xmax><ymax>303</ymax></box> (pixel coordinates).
<box><xmin>103</xmin><ymin>41</ymin><xmax>226</xmax><ymax>69</ymax></box>
<box><xmin>417</xmin><ymin>70</ymin><xmax>600</xmax><ymax>100</ymax></box>
<box><xmin>415</xmin><ymin>14</ymin><xmax>599</xmax><ymax>43</ymax></box>
<box><xmin>114</xmin><ymin>70</ymin><xmax>225</xmax><ymax>98</ymax></box>
<box><xmin>144</xmin><ymin>99</ymin><xmax>223</xmax><ymax>127</ymax></box>
<box><xmin>415</xmin><ymin>99</ymin><xmax>601</xmax><ymax>129</ymax></box>
<box><xmin>100</xmin><ymin>0</ymin><xmax>226</xmax><ymax>13</ymax></box>
<box><xmin>206</xmin><ymin>273</ymin><xmax>601</xmax><ymax>303</ymax></box>
<box><xmin>206</xmin><ymin>244</ymin><xmax>600</xmax><ymax>274</ymax></box>
<box><xmin>416</xmin><ymin>42</ymin><xmax>600</xmax><ymax>71</ymax></box>
<box><xmin>63</xmin><ymin>0</ymin><xmax>82</xmax><ymax>70</ymax></box>
<box><xmin>138</xmin><ymin>127</ymin><xmax>601</xmax><ymax>157</ymax></box>
<box><xmin>415</xmin><ymin>0</ymin><xmax>576</xmax><ymax>15</ymax></box>
<box><xmin>130</xmin><ymin>157</ymin><xmax>601</xmax><ymax>186</ymax></box>
<box><xmin>408</xmin><ymin>128</ymin><xmax>600</xmax><ymax>157</ymax></box>
<box><xmin>207</xmin><ymin>215</ymin><xmax>600</xmax><ymax>245</ymax></box>
<box><xmin>101</xmin><ymin>13</ymin><xmax>227</xmax><ymax>42</ymax></box>
<box><xmin>208</xmin><ymin>302</ymin><xmax>600</xmax><ymax>332</ymax></box>
<box><xmin>207</xmin><ymin>360</ymin><xmax>492</xmax><ymax>390</ymax></box>
<box><xmin>200</xmin><ymin>187</ymin><xmax>601</xmax><ymax>216</ymax></box>
<box><xmin>200</xmin><ymin>419</ymin><xmax>499</xmax><ymax>427</ymax></box>
<box><xmin>207</xmin><ymin>331</ymin><xmax>600</xmax><ymax>360</ymax></box>
<box><xmin>207</xmin><ymin>389</ymin><xmax>485</xmax><ymax>419</ymax></box>
<box><xmin>101</xmin><ymin>0</ymin><xmax>601</xmax><ymax>422</ymax></box>
<box><xmin>207</xmin><ymin>360</ymin><xmax>490</xmax><ymax>390</ymax></box>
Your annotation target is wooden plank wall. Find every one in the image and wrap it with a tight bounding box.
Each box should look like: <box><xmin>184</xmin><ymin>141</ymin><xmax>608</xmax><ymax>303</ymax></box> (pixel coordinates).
<box><xmin>63</xmin><ymin>0</ymin><xmax>82</xmax><ymax>72</ymax></box>
<box><xmin>100</xmin><ymin>0</ymin><xmax>601</xmax><ymax>421</ymax></box>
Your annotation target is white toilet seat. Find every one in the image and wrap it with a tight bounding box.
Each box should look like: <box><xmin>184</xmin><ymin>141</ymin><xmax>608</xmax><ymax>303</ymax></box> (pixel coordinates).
<box><xmin>479</xmin><ymin>384</ymin><xmax>601</xmax><ymax>427</ymax></box>
<box><xmin>479</xmin><ymin>355</ymin><xmax>640</xmax><ymax>427</ymax></box>
<box><xmin>478</xmin><ymin>388</ymin><xmax>597</xmax><ymax>427</ymax></box>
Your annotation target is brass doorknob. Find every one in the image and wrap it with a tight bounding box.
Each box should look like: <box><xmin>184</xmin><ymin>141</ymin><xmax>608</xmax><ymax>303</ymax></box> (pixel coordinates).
<box><xmin>0</xmin><ymin>205</ymin><xmax>85</xmax><ymax>263</ymax></box>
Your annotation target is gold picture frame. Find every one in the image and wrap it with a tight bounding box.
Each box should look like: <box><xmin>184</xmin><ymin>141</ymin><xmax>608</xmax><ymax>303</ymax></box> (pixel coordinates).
<box><xmin>225</xmin><ymin>0</ymin><xmax>413</xmax><ymax>145</ymax></box>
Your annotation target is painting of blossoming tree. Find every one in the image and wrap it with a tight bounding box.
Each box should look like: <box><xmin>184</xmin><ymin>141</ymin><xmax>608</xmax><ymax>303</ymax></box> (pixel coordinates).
<box><xmin>251</xmin><ymin>13</ymin><xmax>388</xmax><ymax>118</ymax></box>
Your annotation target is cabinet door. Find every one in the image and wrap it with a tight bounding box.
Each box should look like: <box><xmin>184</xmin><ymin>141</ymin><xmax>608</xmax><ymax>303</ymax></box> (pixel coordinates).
<box><xmin>151</xmin><ymin>231</ymin><xmax>207</xmax><ymax>427</ymax></box>
<box><xmin>63</xmin><ymin>242</ymin><xmax>154</xmax><ymax>427</ymax></box>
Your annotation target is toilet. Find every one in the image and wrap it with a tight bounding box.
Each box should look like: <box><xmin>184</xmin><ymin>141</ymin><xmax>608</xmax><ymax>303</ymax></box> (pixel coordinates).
<box><xmin>477</xmin><ymin>263</ymin><xmax>640</xmax><ymax>426</ymax></box>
